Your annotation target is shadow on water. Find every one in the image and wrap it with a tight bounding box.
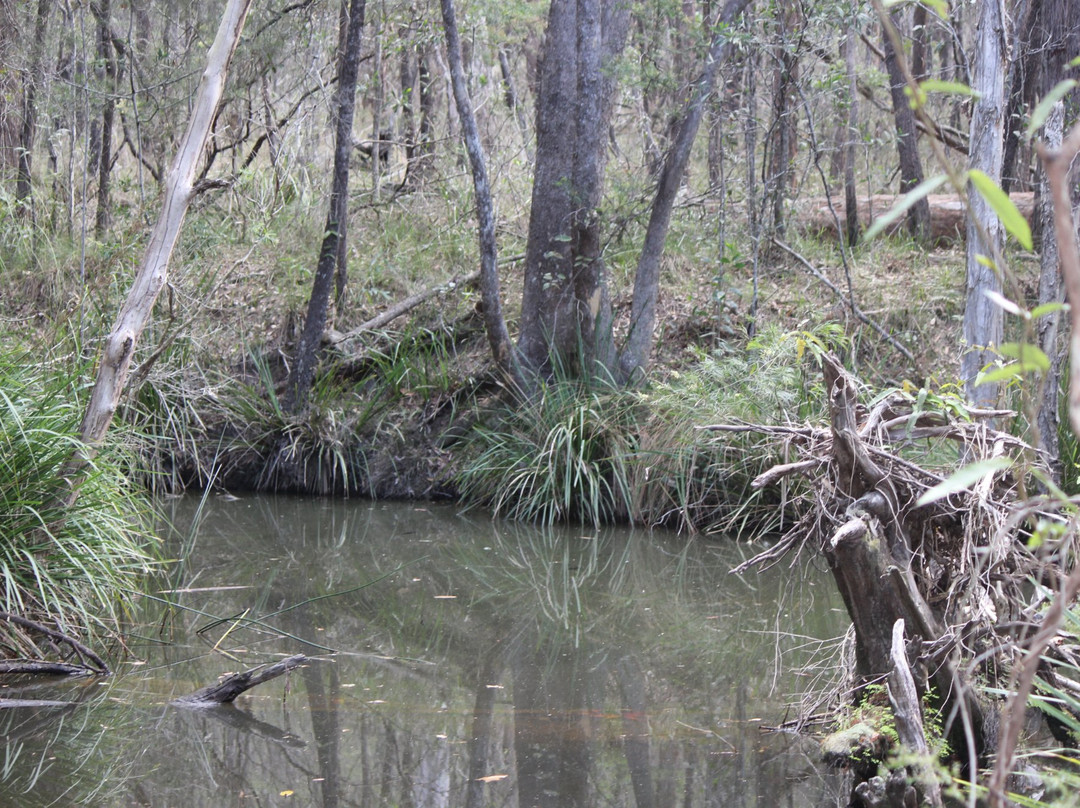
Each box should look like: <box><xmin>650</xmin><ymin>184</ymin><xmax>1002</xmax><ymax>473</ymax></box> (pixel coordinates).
<box><xmin>1</xmin><ymin>496</ymin><xmax>851</xmax><ymax>806</ymax></box>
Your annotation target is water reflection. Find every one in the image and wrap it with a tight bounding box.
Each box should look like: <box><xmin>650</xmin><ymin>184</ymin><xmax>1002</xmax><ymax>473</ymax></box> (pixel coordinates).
<box><xmin>2</xmin><ymin>496</ymin><xmax>849</xmax><ymax>806</ymax></box>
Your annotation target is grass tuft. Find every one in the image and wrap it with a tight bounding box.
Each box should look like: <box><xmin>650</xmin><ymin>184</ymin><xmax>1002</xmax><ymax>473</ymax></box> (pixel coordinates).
<box><xmin>0</xmin><ymin>356</ymin><xmax>156</xmax><ymax>651</ymax></box>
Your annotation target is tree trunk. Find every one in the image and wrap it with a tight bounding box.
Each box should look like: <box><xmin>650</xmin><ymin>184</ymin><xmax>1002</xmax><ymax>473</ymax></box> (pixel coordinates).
<box><xmin>285</xmin><ymin>0</ymin><xmax>366</xmax><ymax>412</ymax></box>
<box><xmin>843</xmin><ymin>19</ymin><xmax>860</xmax><ymax>247</ymax></box>
<box><xmin>14</xmin><ymin>0</ymin><xmax>53</xmax><ymax>213</ymax></box>
<box><xmin>765</xmin><ymin>5</ymin><xmax>799</xmax><ymax>240</ymax></box>
<box><xmin>1038</xmin><ymin>102</ymin><xmax>1066</xmax><ymax>480</ymax></box>
<box><xmin>516</xmin><ymin>0</ymin><xmax>629</xmax><ymax>379</ymax></box>
<box><xmin>881</xmin><ymin>10</ymin><xmax>931</xmax><ymax>241</ymax></box>
<box><xmin>440</xmin><ymin>0</ymin><xmax>517</xmax><ymax>384</ymax></box>
<box><xmin>961</xmin><ymin>0</ymin><xmax>1007</xmax><ymax>406</ymax></box>
<box><xmin>616</xmin><ymin>0</ymin><xmax>753</xmax><ymax>384</ymax></box>
<box><xmin>93</xmin><ymin>0</ymin><xmax>118</xmax><ymax>238</ymax></box>
<box><xmin>75</xmin><ymin>0</ymin><xmax>253</xmax><ymax>454</ymax></box>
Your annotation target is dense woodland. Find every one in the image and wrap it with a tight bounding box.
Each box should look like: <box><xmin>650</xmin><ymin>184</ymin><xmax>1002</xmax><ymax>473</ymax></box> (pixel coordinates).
<box><xmin>6</xmin><ymin>0</ymin><xmax>1080</xmax><ymax>806</ymax></box>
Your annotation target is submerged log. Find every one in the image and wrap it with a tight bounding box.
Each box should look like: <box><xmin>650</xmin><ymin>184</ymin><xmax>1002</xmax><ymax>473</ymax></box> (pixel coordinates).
<box><xmin>172</xmin><ymin>654</ymin><xmax>308</xmax><ymax>707</ymax></box>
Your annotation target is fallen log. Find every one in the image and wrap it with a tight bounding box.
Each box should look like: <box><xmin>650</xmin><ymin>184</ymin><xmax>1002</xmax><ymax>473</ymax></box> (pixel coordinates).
<box><xmin>801</xmin><ymin>192</ymin><xmax>1035</xmax><ymax>245</ymax></box>
<box><xmin>172</xmin><ymin>654</ymin><xmax>308</xmax><ymax>707</ymax></box>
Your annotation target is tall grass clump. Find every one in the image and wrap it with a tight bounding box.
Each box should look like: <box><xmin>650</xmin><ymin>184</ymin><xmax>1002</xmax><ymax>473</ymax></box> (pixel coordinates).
<box><xmin>634</xmin><ymin>325</ymin><xmax>830</xmax><ymax>535</ymax></box>
<box><xmin>458</xmin><ymin>375</ymin><xmax>642</xmax><ymax>528</ymax></box>
<box><xmin>458</xmin><ymin>326</ymin><xmax>832</xmax><ymax>534</ymax></box>
<box><xmin>0</xmin><ymin>357</ymin><xmax>155</xmax><ymax>651</ymax></box>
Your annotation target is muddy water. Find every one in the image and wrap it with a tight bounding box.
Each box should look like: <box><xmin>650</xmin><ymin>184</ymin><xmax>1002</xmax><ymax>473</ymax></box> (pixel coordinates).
<box><xmin>1</xmin><ymin>496</ymin><xmax>850</xmax><ymax>807</ymax></box>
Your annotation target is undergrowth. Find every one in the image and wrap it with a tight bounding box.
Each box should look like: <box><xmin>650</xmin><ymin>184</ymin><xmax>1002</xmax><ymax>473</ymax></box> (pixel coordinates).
<box><xmin>0</xmin><ymin>357</ymin><xmax>156</xmax><ymax>651</ymax></box>
<box><xmin>457</xmin><ymin>325</ymin><xmax>832</xmax><ymax>533</ymax></box>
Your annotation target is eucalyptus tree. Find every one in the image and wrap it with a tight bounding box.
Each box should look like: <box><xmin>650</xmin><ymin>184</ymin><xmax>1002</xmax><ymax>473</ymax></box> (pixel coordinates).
<box><xmin>447</xmin><ymin>0</ymin><xmax>754</xmax><ymax>391</ymax></box>
<box><xmin>880</xmin><ymin>6</ymin><xmax>930</xmax><ymax>241</ymax></box>
<box><xmin>961</xmin><ymin>0</ymin><xmax>1007</xmax><ymax>406</ymax></box>
<box><xmin>285</xmin><ymin>0</ymin><xmax>368</xmax><ymax>412</ymax></box>
<box><xmin>13</xmin><ymin>0</ymin><xmax>53</xmax><ymax>214</ymax></box>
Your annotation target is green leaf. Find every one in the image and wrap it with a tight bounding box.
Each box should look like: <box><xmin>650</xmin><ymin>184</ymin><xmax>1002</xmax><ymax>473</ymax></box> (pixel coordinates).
<box><xmin>998</xmin><ymin>342</ymin><xmax>1050</xmax><ymax>373</ymax></box>
<box><xmin>863</xmin><ymin>174</ymin><xmax>949</xmax><ymax>243</ymax></box>
<box><xmin>916</xmin><ymin>458</ymin><xmax>1012</xmax><ymax>507</ymax></box>
<box><xmin>1031</xmin><ymin>301</ymin><xmax>1068</xmax><ymax>319</ymax></box>
<box><xmin>976</xmin><ymin>364</ymin><xmax>1024</xmax><ymax>385</ymax></box>
<box><xmin>968</xmin><ymin>169</ymin><xmax>1034</xmax><ymax>250</ymax></box>
<box><xmin>919</xmin><ymin>79</ymin><xmax>980</xmax><ymax>98</ymax></box>
<box><xmin>1025</xmin><ymin>80</ymin><xmax>1077</xmax><ymax>140</ymax></box>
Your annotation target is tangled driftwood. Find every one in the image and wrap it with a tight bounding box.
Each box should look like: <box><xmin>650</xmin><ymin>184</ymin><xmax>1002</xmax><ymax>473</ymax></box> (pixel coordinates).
<box><xmin>712</xmin><ymin>352</ymin><xmax>1078</xmax><ymax>805</ymax></box>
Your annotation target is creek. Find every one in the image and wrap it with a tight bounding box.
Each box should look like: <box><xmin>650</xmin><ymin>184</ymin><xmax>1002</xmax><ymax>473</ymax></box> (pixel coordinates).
<box><xmin>2</xmin><ymin>495</ymin><xmax>851</xmax><ymax>806</ymax></box>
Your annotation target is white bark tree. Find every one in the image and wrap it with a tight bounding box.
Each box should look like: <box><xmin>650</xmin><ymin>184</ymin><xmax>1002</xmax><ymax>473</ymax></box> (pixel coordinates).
<box><xmin>76</xmin><ymin>0</ymin><xmax>254</xmax><ymax>454</ymax></box>
<box><xmin>962</xmin><ymin>0</ymin><xmax>1008</xmax><ymax>406</ymax></box>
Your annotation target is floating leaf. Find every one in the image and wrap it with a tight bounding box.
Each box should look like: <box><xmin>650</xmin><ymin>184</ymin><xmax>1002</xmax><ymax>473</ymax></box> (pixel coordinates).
<box><xmin>917</xmin><ymin>458</ymin><xmax>1012</xmax><ymax>506</ymax></box>
<box><xmin>280</xmin><ymin>791</ymin><xmax>295</xmax><ymax>797</ymax></box>
<box><xmin>1026</xmin><ymin>80</ymin><xmax>1077</xmax><ymax>140</ymax></box>
<box><xmin>967</xmin><ymin>169</ymin><xmax>1034</xmax><ymax>250</ymax></box>
<box><xmin>863</xmin><ymin>174</ymin><xmax>949</xmax><ymax>242</ymax></box>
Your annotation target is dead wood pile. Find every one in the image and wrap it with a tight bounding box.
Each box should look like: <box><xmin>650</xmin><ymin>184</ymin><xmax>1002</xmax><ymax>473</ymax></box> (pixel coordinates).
<box><xmin>710</xmin><ymin>353</ymin><xmax>1080</xmax><ymax>804</ymax></box>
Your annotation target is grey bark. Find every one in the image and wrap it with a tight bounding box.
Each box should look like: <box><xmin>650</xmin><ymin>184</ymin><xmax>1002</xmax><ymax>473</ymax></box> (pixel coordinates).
<box><xmin>843</xmin><ymin>21</ymin><xmax>860</xmax><ymax>247</ymax></box>
<box><xmin>617</xmin><ymin>0</ymin><xmax>754</xmax><ymax>383</ymax></box>
<box><xmin>961</xmin><ymin>0</ymin><xmax>1007</xmax><ymax>406</ymax></box>
<box><xmin>285</xmin><ymin>0</ymin><xmax>366</xmax><ymax>412</ymax></box>
<box><xmin>14</xmin><ymin>0</ymin><xmax>53</xmax><ymax>212</ymax></box>
<box><xmin>880</xmin><ymin>10</ymin><xmax>931</xmax><ymax>241</ymax></box>
<box><xmin>92</xmin><ymin>0</ymin><xmax>117</xmax><ymax>237</ymax></box>
<box><xmin>440</xmin><ymin>0</ymin><xmax>517</xmax><ymax>384</ymax></box>
<box><xmin>516</xmin><ymin>0</ymin><xmax>629</xmax><ymax>378</ymax></box>
<box><xmin>76</xmin><ymin>0</ymin><xmax>253</xmax><ymax>454</ymax></box>
<box><xmin>1038</xmin><ymin>102</ymin><xmax>1066</xmax><ymax>479</ymax></box>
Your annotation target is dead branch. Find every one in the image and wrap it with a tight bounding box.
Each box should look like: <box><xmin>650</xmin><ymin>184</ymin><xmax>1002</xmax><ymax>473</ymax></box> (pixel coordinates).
<box><xmin>0</xmin><ymin>661</ymin><xmax>100</xmax><ymax>677</ymax></box>
<box><xmin>328</xmin><ymin>271</ymin><xmax>481</xmax><ymax>346</ymax></box>
<box><xmin>0</xmin><ymin>611</ymin><xmax>110</xmax><ymax>675</ymax></box>
<box><xmin>172</xmin><ymin>654</ymin><xmax>308</xmax><ymax>706</ymax></box>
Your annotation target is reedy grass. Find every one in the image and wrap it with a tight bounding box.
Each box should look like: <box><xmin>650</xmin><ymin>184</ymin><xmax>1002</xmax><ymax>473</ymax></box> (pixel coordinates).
<box><xmin>0</xmin><ymin>357</ymin><xmax>156</xmax><ymax>652</ymax></box>
<box><xmin>457</xmin><ymin>325</ymin><xmax>829</xmax><ymax>533</ymax></box>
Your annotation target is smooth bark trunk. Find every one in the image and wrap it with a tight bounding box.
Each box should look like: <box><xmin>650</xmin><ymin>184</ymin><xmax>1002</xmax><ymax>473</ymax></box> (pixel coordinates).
<box><xmin>440</xmin><ymin>0</ymin><xmax>517</xmax><ymax>384</ymax></box>
<box><xmin>617</xmin><ymin>0</ymin><xmax>753</xmax><ymax>383</ymax></box>
<box><xmin>14</xmin><ymin>0</ymin><xmax>52</xmax><ymax>212</ymax></box>
<box><xmin>881</xmin><ymin>11</ymin><xmax>931</xmax><ymax>241</ymax></box>
<box><xmin>93</xmin><ymin>0</ymin><xmax>117</xmax><ymax>237</ymax></box>
<box><xmin>76</xmin><ymin>0</ymin><xmax>253</xmax><ymax>454</ymax></box>
<box><xmin>1038</xmin><ymin>102</ymin><xmax>1066</xmax><ymax>480</ymax></box>
<box><xmin>961</xmin><ymin>0</ymin><xmax>1007</xmax><ymax>406</ymax></box>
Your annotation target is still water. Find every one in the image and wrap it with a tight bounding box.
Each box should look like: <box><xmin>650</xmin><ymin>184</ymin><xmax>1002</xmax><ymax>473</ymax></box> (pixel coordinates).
<box><xmin>2</xmin><ymin>496</ymin><xmax>851</xmax><ymax>807</ymax></box>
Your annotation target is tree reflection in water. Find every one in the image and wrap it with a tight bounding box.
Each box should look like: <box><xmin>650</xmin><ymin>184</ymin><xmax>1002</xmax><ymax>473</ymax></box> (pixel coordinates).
<box><xmin>0</xmin><ymin>497</ymin><xmax>849</xmax><ymax>806</ymax></box>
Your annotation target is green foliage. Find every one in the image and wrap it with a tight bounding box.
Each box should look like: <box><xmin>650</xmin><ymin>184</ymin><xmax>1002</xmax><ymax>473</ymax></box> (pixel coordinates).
<box><xmin>0</xmin><ymin>357</ymin><xmax>156</xmax><ymax>648</ymax></box>
<box><xmin>458</xmin><ymin>375</ymin><xmax>640</xmax><ymax>527</ymax></box>
<box><xmin>459</xmin><ymin>325</ymin><xmax>828</xmax><ymax>533</ymax></box>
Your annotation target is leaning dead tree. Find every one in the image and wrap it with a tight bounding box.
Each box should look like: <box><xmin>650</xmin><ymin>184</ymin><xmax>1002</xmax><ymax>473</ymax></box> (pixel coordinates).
<box><xmin>74</xmin><ymin>0</ymin><xmax>254</xmax><ymax>462</ymax></box>
<box><xmin>716</xmin><ymin>351</ymin><xmax>1077</xmax><ymax>806</ymax></box>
